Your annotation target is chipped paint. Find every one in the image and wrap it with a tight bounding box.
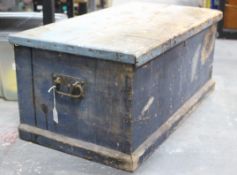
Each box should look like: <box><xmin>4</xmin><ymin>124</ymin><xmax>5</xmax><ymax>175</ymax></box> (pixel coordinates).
<box><xmin>139</xmin><ymin>97</ymin><xmax>154</xmax><ymax>120</ymax></box>
<box><xmin>9</xmin><ymin>2</ymin><xmax>222</xmax><ymax>67</ymax></box>
<box><xmin>12</xmin><ymin>3</ymin><xmax>221</xmax><ymax>172</ymax></box>
<box><xmin>201</xmin><ymin>25</ymin><xmax>216</xmax><ymax>64</ymax></box>
<box><xmin>191</xmin><ymin>44</ymin><xmax>201</xmax><ymax>82</ymax></box>
<box><xmin>131</xmin><ymin>80</ymin><xmax>215</xmax><ymax>171</ymax></box>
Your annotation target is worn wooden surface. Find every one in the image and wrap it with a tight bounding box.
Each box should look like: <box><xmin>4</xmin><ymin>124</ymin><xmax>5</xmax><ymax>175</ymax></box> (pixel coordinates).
<box><xmin>131</xmin><ymin>26</ymin><xmax>216</xmax><ymax>150</ymax></box>
<box><xmin>12</xmin><ymin>3</ymin><xmax>222</xmax><ymax>171</ymax></box>
<box><xmin>15</xmin><ymin>23</ymin><xmax>218</xmax><ymax>171</ymax></box>
<box><xmin>31</xmin><ymin>49</ymin><xmax>133</xmax><ymax>154</ymax></box>
<box><xmin>9</xmin><ymin>2</ymin><xmax>222</xmax><ymax>67</ymax></box>
<box><xmin>132</xmin><ymin>79</ymin><xmax>215</xmax><ymax>171</ymax></box>
<box><xmin>19</xmin><ymin>124</ymin><xmax>134</xmax><ymax>171</ymax></box>
<box><xmin>18</xmin><ymin>79</ymin><xmax>215</xmax><ymax>172</ymax></box>
<box><xmin>14</xmin><ymin>46</ymin><xmax>36</xmax><ymax>125</ymax></box>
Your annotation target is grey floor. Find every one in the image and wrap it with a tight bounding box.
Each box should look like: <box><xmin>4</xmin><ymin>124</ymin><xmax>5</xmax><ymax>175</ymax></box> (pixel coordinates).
<box><xmin>0</xmin><ymin>39</ymin><xmax>237</xmax><ymax>175</ymax></box>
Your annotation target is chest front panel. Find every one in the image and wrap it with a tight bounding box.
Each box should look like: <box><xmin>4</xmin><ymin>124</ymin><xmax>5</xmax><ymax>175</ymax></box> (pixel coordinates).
<box><xmin>30</xmin><ymin>50</ymin><xmax>133</xmax><ymax>153</ymax></box>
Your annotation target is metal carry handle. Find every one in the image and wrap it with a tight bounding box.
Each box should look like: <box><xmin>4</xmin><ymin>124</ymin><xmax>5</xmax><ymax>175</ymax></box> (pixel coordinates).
<box><xmin>55</xmin><ymin>82</ymin><xmax>84</xmax><ymax>99</ymax></box>
<box><xmin>53</xmin><ymin>76</ymin><xmax>84</xmax><ymax>99</ymax></box>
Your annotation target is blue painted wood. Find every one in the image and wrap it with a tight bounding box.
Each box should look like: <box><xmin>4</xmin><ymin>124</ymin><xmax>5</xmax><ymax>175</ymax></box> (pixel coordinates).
<box><xmin>131</xmin><ymin>26</ymin><xmax>215</xmax><ymax>150</ymax></box>
<box><xmin>31</xmin><ymin>50</ymin><xmax>133</xmax><ymax>153</ymax></box>
<box><xmin>15</xmin><ymin>23</ymin><xmax>218</xmax><ymax>171</ymax></box>
<box><xmin>14</xmin><ymin>46</ymin><xmax>36</xmax><ymax>125</ymax></box>
<box><xmin>19</xmin><ymin>128</ymin><xmax>132</xmax><ymax>171</ymax></box>
<box><xmin>16</xmin><ymin>24</ymin><xmax>215</xmax><ymax>148</ymax></box>
<box><xmin>13</xmin><ymin>3</ymin><xmax>222</xmax><ymax>171</ymax></box>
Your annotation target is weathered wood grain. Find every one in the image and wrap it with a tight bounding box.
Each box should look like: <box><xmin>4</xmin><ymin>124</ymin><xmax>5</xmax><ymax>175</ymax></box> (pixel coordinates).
<box><xmin>16</xmin><ymin>24</ymin><xmax>218</xmax><ymax>171</ymax></box>
<box><xmin>31</xmin><ymin>49</ymin><xmax>133</xmax><ymax>153</ymax></box>
<box><xmin>12</xmin><ymin>2</ymin><xmax>222</xmax><ymax>172</ymax></box>
<box><xmin>14</xmin><ymin>46</ymin><xmax>36</xmax><ymax>125</ymax></box>
<box><xmin>19</xmin><ymin>79</ymin><xmax>215</xmax><ymax>172</ymax></box>
<box><xmin>131</xmin><ymin>26</ymin><xmax>216</xmax><ymax>150</ymax></box>
<box><xmin>9</xmin><ymin>2</ymin><xmax>222</xmax><ymax>67</ymax></box>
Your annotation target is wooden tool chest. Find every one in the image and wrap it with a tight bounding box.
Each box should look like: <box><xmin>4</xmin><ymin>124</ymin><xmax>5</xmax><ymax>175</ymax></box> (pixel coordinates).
<box><xmin>9</xmin><ymin>3</ymin><xmax>222</xmax><ymax>172</ymax></box>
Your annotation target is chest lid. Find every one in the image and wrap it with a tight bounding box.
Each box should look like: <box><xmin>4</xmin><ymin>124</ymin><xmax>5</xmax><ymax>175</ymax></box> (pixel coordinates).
<box><xmin>9</xmin><ymin>2</ymin><xmax>222</xmax><ymax>67</ymax></box>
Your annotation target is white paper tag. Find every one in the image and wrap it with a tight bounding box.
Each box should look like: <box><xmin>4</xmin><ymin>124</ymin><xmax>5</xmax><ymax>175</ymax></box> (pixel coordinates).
<box><xmin>53</xmin><ymin>106</ymin><xmax>59</xmax><ymax>124</ymax></box>
<box><xmin>48</xmin><ymin>86</ymin><xmax>59</xmax><ymax>124</ymax></box>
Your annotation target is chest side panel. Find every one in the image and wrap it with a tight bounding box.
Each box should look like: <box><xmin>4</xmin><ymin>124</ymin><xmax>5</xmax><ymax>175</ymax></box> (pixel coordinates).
<box><xmin>132</xmin><ymin>25</ymin><xmax>216</xmax><ymax>151</ymax></box>
<box><xmin>31</xmin><ymin>50</ymin><xmax>133</xmax><ymax>153</ymax></box>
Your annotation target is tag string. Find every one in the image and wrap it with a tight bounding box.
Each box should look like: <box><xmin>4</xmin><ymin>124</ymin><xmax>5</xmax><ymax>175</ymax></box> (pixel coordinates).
<box><xmin>48</xmin><ymin>85</ymin><xmax>59</xmax><ymax>124</ymax></box>
<box><xmin>48</xmin><ymin>85</ymin><xmax>56</xmax><ymax>93</ymax></box>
